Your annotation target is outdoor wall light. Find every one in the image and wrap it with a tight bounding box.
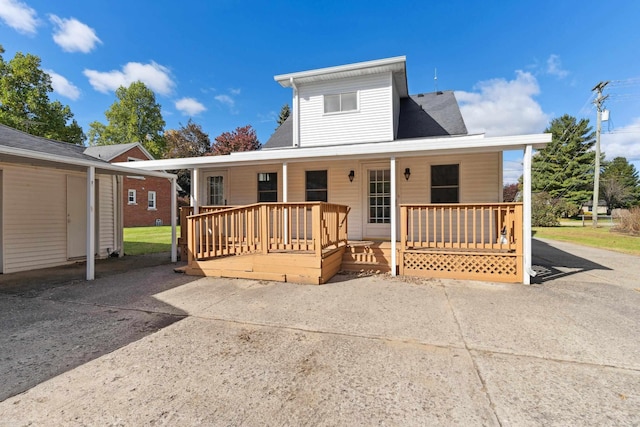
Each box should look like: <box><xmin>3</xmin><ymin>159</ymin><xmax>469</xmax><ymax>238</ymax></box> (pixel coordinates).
<box><xmin>404</xmin><ymin>168</ymin><xmax>411</xmax><ymax>181</ymax></box>
<box><xmin>348</xmin><ymin>170</ymin><xmax>355</xmax><ymax>182</ymax></box>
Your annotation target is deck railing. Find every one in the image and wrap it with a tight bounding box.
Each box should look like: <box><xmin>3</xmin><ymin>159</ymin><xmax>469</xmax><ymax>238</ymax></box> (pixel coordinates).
<box><xmin>186</xmin><ymin>202</ymin><xmax>349</xmax><ymax>262</ymax></box>
<box><xmin>399</xmin><ymin>203</ymin><xmax>524</xmax><ymax>282</ymax></box>
<box><xmin>400</xmin><ymin>203</ymin><xmax>523</xmax><ymax>251</ymax></box>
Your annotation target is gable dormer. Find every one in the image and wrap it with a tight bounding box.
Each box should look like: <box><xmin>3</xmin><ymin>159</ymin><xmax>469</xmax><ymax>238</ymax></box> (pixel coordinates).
<box><xmin>274</xmin><ymin>56</ymin><xmax>408</xmax><ymax>148</ymax></box>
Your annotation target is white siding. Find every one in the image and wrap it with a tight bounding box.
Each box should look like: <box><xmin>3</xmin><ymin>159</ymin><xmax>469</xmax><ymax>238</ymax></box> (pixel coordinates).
<box><xmin>1</xmin><ymin>164</ymin><xmax>118</xmax><ymax>274</ymax></box>
<box><xmin>392</xmin><ymin>79</ymin><xmax>400</xmax><ymax>139</ymax></box>
<box><xmin>298</xmin><ymin>73</ymin><xmax>393</xmax><ymax>147</ymax></box>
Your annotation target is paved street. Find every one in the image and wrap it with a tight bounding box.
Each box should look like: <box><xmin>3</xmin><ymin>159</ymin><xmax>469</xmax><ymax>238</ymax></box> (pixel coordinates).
<box><xmin>0</xmin><ymin>239</ymin><xmax>638</xmax><ymax>425</ymax></box>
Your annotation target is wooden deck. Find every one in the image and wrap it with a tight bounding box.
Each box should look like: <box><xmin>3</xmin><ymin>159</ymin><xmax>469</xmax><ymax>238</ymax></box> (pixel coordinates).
<box><xmin>181</xmin><ymin>202</ymin><xmax>525</xmax><ymax>284</ymax></box>
<box><xmin>184</xmin><ymin>203</ymin><xmax>349</xmax><ymax>285</ymax></box>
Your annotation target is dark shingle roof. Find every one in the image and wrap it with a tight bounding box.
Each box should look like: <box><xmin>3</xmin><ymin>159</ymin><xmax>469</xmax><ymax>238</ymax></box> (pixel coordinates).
<box><xmin>262</xmin><ymin>90</ymin><xmax>467</xmax><ymax>149</ymax></box>
<box><xmin>262</xmin><ymin>116</ymin><xmax>293</xmax><ymax>149</ymax></box>
<box><xmin>84</xmin><ymin>142</ymin><xmax>153</xmax><ymax>161</ymax></box>
<box><xmin>0</xmin><ymin>124</ymin><xmax>105</xmax><ymax>163</ymax></box>
<box><xmin>396</xmin><ymin>91</ymin><xmax>467</xmax><ymax>139</ymax></box>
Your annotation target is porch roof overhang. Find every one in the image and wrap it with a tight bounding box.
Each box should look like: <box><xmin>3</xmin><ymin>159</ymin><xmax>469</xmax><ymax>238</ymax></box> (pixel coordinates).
<box><xmin>114</xmin><ymin>133</ymin><xmax>552</xmax><ymax>171</ymax></box>
<box><xmin>0</xmin><ymin>144</ymin><xmax>176</xmax><ymax>179</ymax></box>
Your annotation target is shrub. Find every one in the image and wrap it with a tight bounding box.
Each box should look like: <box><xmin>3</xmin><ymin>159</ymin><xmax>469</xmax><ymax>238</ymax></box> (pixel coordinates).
<box><xmin>532</xmin><ymin>192</ymin><xmax>570</xmax><ymax>227</ymax></box>
<box><xmin>613</xmin><ymin>206</ymin><xmax>640</xmax><ymax>235</ymax></box>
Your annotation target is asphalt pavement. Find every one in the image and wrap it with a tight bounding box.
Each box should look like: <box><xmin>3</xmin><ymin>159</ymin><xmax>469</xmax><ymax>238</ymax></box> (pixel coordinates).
<box><xmin>0</xmin><ymin>240</ymin><xmax>638</xmax><ymax>425</ymax></box>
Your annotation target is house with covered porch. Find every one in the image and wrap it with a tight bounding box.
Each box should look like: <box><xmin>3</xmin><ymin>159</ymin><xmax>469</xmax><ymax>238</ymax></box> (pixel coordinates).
<box><xmin>119</xmin><ymin>56</ymin><xmax>550</xmax><ymax>285</ymax></box>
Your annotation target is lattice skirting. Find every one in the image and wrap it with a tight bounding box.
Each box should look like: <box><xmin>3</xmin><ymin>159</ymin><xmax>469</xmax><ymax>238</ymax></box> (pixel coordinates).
<box><xmin>401</xmin><ymin>251</ymin><xmax>522</xmax><ymax>283</ymax></box>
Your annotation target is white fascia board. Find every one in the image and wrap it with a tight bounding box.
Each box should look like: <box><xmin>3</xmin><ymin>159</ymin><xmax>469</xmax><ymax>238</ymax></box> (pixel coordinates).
<box><xmin>275</xmin><ymin>56</ymin><xmax>407</xmax><ymax>87</ymax></box>
<box><xmin>0</xmin><ymin>145</ymin><xmax>175</xmax><ymax>179</ymax></box>
<box><xmin>114</xmin><ymin>133</ymin><xmax>551</xmax><ymax>171</ymax></box>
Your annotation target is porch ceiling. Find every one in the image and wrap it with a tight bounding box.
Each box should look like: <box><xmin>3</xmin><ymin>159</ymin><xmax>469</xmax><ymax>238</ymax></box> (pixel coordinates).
<box><xmin>116</xmin><ymin>133</ymin><xmax>552</xmax><ymax>171</ymax></box>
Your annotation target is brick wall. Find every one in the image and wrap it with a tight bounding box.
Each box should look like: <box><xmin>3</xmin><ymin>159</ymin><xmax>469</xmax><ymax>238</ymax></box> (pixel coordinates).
<box><xmin>112</xmin><ymin>146</ymin><xmax>173</xmax><ymax>227</ymax></box>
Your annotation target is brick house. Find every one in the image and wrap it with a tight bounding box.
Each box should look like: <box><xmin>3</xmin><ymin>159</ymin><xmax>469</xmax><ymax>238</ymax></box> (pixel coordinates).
<box><xmin>84</xmin><ymin>143</ymin><xmax>173</xmax><ymax>227</ymax></box>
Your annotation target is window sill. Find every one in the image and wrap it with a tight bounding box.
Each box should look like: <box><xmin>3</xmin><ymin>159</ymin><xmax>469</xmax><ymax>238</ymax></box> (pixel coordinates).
<box><xmin>128</xmin><ymin>202</ymin><xmax>137</xmax><ymax>205</ymax></box>
<box><xmin>147</xmin><ymin>207</ymin><xmax>157</xmax><ymax>211</ymax></box>
<box><xmin>323</xmin><ymin>109</ymin><xmax>360</xmax><ymax>116</ymax></box>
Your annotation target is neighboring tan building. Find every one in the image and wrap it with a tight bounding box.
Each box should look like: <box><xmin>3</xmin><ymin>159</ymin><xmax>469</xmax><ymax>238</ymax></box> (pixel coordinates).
<box><xmin>0</xmin><ymin>124</ymin><xmax>177</xmax><ymax>278</ymax></box>
<box><xmin>85</xmin><ymin>143</ymin><xmax>173</xmax><ymax>227</ymax></box>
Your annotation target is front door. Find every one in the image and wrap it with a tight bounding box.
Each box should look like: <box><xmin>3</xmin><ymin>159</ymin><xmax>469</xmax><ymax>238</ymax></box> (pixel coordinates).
<box><xmin>206</xmin><ymin>171</ymin><xmax>228</xmax><ymax>205</ymax></box>
<box><xmin>363</xmin><ymin>164</ymin><xmax>391</xmax><ymax>239</ymax></box>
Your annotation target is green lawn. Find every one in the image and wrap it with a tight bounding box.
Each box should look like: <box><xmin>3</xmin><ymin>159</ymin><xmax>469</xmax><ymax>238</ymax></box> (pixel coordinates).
<box><xmin>123</xmin><ymin>226</ymin><xmax>179</xmax><ymax>255</ymax></box>
<box><xmin>533</xmin><ymin>226</ymin><xmax>640</xmax><ymax>256</ymax></box>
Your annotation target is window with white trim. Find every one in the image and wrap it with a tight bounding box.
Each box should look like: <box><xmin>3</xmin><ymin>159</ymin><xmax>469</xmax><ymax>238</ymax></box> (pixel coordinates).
<box><xmin>148</xmin><ymin>191</ymin><xmax>156</xmax><ymax>209</ymax></box>
<box><xmin>324</xmin><ymin>92</ymin><xmax>357</xmax><ymax>113</ymax></box>
<box><xmin>128</xmin><ymin>189</ymin><xmax>136</xmax><ymax>205</ymax></box>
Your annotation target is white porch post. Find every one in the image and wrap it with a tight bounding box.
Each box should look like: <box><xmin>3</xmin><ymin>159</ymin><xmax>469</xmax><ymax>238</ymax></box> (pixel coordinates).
<box><xmin>191</xmin><ymin>168</ymin><xmax>199</xmax><ymax>214</ymax></box>
<box><xmin>523</xmin><ymin>145</ymin><xmax>533</xmax><ymax>285</ymax></box>
<box><xmin>86</xmin><ymin>166</ymin><xmax>96</xmax><ymax>281</ymax></box>
<box><xmin>283</xmin><ymin>162</ymin><xmax>288</xmax><ymax>244</ymax></box>
<box><xmin>390</xmin><ymin>157</ymin><xmax>397</xmax><ymax>277</ymax></box>
<box><xmin>171</xmin><ymin>177</ymin><xmax>177</xmax><ymax>262</ymax></box>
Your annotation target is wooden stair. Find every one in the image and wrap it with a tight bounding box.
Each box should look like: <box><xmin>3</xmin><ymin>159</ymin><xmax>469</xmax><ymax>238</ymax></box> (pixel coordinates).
<box><xmin>341</xmin><ymin>241</ymin><xmax>393</xmax><ymax>273</ymax></box>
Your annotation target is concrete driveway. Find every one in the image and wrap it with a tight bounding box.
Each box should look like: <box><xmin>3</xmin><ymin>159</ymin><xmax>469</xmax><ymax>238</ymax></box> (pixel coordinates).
<box><xmin>0</xmin><ymin>239</ymin><xmax>639</xmax><ymax>425</ymax></box>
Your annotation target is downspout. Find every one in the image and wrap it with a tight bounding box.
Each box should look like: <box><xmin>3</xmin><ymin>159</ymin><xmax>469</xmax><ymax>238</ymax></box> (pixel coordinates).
<box><xmin>390</xmin><ymin>157</ymin><xmax>397</xmax><ymax>277</ymax></box>
<box><xmin>290</xmin><ymin>77</ymin><xmax>299</xmax><ymax>148</ymax></box>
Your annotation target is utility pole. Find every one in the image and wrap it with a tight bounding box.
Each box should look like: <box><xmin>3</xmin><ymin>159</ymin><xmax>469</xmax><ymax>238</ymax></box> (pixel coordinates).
<box><xmin>591</xmin><ymin>81</ymin><xmax>609</xmax><ymax>227</ymax></box>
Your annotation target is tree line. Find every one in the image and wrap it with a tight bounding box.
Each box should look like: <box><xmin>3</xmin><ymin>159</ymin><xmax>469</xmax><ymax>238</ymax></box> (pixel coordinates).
<box><xmin>504</xmin><ymin>114</ymin><xmax>640</xmax><ymax>226</ymax></box>
<box><xmin>0</xmin><ymin>45</ymin><xmax>291</xmax><ymax>164</ymax></box>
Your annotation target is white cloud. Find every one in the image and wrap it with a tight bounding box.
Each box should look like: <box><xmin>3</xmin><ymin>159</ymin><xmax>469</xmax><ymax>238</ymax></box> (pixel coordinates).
<box><xmin>602</xmin><ymin>117</ymin><xmax>640</xmax><ymax>162</ymax></box>
<box><xmin>214</xmin><ymin>94</ymin><xmax>234</xmax><ymax>107</ymax></box>
<box><xmin>45</xmin><ymin>70</ymin><xmax>80</xmax><ymax>100</ymax></box>
<box><xmin>83</xmin><ymin>61</ymin><xmax>175</xmax><ymax>95</ymax></box>
<box><xmin>0</xmin><ymin>0</ymin><xmax>38</xmax><ymax>34</ymax></box>
<box><xmin>229</xmin><ymin>88</ymin><xmax>241</xmax><ymax>95</ymax></box>
<box><xmin>49</xmin><ymin>15</ymin><xmax>101</xmax><ymax>53</ymax></box>
<box><xmin>503</xmin><ymin>157</ymin><xmax>523</xmax><ymax>184</ymax></box>
<box><xmin>175</xmin><ymin>97</ymin><xmax>206</xmax><ymax>116</ymax></box>
<box><xmin>546</xmin><ymin>54</ymin><xmax>569</xmax><ymax>79</ymax></box>
<box><xmin>456</xmin><ymin>71</ymin><xmax>550</xmax><ymax>136</ymax></box>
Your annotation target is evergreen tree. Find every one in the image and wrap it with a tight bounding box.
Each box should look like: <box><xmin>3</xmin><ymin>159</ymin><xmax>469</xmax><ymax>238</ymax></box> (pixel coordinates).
<box><xmin>276</xmin><ymin>104</ymin><xmax>290</xmax><ymax>128</ymax></box>
<box><xmin>0</xmin><ymin>45</ymin><xmax>84</xmax><ymax>144</ymax></box>
<box><xmin>601</xmin><ymin>156</ymin><xmax>640</xmax><ymax>209</ymax></box>
<box><xmin>532</xmin><ymin>114</ymin><xmax>596</xmax><ymax>208</ymax></box>
<box><xmin>88</xmin><ymin>81</ymin><xmax>166</xmax><ymax>158</ymax></box>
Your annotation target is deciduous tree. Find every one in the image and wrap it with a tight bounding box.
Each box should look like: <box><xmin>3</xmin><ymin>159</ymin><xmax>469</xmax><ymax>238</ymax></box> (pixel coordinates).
<box><xmin>88</xmin><ymin>81</ymin><xmax>166</xmax><ymax>158</ymax></box>
<box><xmin>209</xmin><ymin>125</ymin><xmax>260</xmax><ymax>156</ymax></box>
<box><xmin>0</xmin><ymin>45</ymin><xmax>84</xmax><ymax>144</ymax></box>
<box><xmin>503</xmin><ymin>183</ymin><xmax>519</xmax><ymax>202</ymax></box>
<box><xmin>164</xmin><ymin>119</ymin><xmax>211</xmax><ymax>195</ymax></box>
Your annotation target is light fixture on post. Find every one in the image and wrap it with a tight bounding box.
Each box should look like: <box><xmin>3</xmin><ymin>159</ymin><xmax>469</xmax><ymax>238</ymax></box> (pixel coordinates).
<box><xmin>404</xmin><ymin>168</ymin><xmax>411</xmax><ymax>181</ymax></box>
<box><xmin>348</xmin><ymin>170</ymin><xmax>355</xmax><ymax>182</ymax></box>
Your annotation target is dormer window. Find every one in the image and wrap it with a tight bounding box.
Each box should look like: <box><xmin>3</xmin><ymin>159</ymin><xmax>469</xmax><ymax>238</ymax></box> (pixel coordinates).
<box><xmin>324</xmin><ymin>92</ymin><xmax>358</xmax><ymax>113</ymax></box>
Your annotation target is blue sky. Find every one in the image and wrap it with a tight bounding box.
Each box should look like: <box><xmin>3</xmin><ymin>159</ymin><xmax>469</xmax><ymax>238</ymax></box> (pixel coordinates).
<box><xmin>1</xmin><ymin>0</ymin><xmax>639</xmax><ymax>183</ymax></box>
